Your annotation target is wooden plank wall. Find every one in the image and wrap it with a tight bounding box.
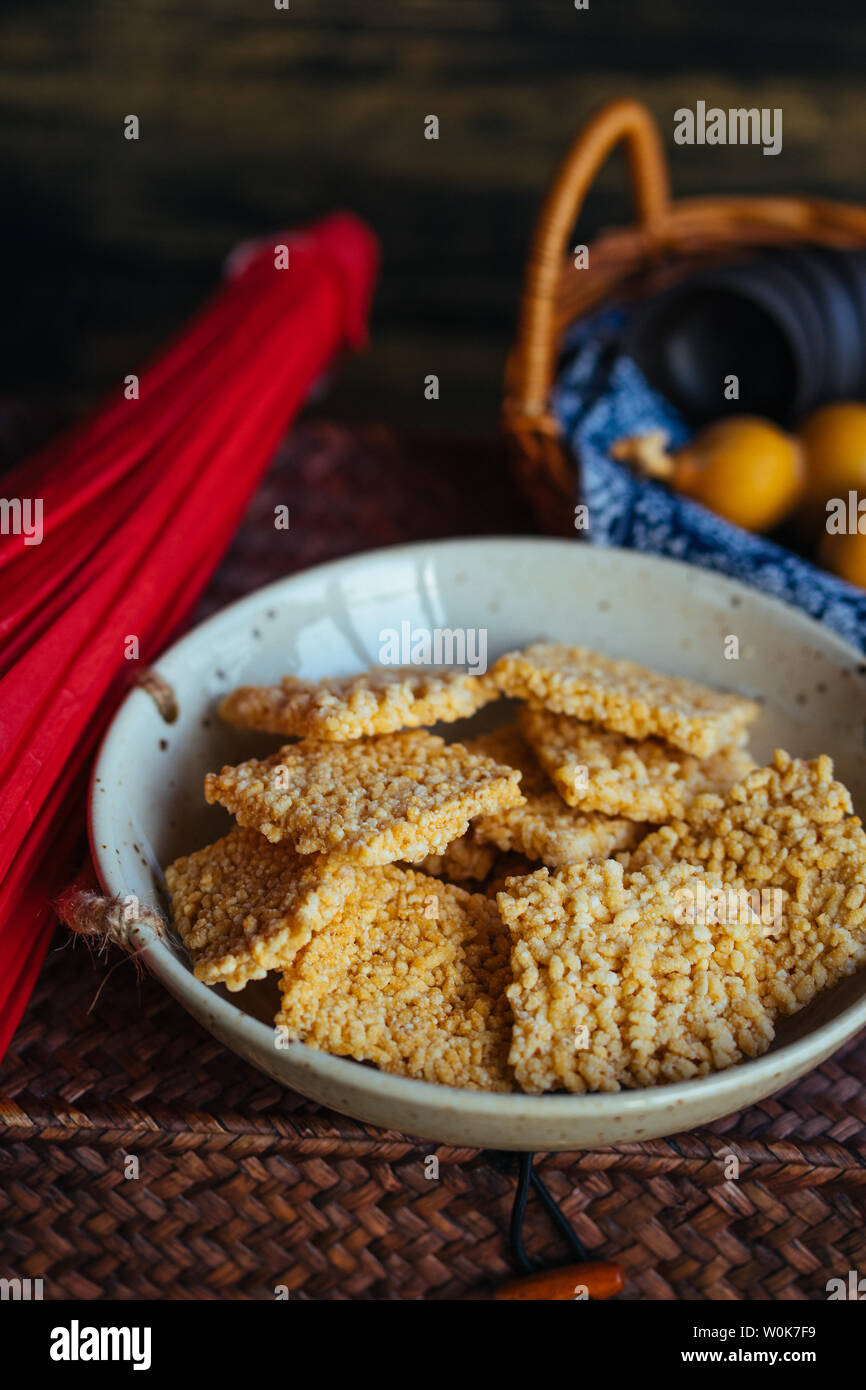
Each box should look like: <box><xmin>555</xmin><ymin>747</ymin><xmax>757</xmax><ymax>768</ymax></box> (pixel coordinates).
<box><xmin>0</xmin><ymin>0</ymin><xmax>863</xmax><ymax>429</ymax></box>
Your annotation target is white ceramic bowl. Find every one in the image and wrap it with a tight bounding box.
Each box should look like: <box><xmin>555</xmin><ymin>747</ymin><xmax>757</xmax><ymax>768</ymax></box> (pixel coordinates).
<box><xmin>90</xmin><ymin>537</ymin><xmax>866</xmax><ymax>1150</ymax></box>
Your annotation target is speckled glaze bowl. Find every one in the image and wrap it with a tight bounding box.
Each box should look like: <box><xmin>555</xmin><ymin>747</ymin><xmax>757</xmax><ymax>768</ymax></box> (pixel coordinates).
<box><xmin>90</xmin><ymin>538</ymin><xmax>866</xmax><ymax>1150</ymax></box>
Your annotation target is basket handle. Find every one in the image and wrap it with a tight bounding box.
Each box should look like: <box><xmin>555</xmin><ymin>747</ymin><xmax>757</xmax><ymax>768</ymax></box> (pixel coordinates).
<box><xmin>507</xmin><ymin>99</ymin><xmax>671</xmax><ymax>425</ymax></box>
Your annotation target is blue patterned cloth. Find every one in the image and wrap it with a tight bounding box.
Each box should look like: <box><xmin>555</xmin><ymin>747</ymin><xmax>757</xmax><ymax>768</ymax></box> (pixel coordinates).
<box><xmin>553</xmin><ymin>307</ymin><xmax>866</xmax><ymax>652</ymax></box>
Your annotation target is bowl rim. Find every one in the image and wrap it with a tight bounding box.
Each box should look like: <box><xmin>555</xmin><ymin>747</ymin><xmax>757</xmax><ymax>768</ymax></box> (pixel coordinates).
<box><xmin>89</xmin><ymin>535</ymin><xmax>866</xmax><ymax>1120</ymax></box>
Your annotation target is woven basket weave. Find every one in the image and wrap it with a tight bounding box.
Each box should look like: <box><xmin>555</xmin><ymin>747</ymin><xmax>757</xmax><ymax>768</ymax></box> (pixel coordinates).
<box><xmin>503</xmin><ymin>98</ymin><xmax>866</xmax><ymax>534</ymax></box>
<box><xmin>3</xmin><ymin>936</ymin><xmax>866</xmax><ymax>1299</ymax></box>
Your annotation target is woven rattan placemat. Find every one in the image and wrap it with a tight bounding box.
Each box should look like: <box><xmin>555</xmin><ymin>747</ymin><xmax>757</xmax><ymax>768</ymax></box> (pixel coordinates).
<box><xmin>2</xmin><ymin>421</ymin><xmax>866</xmax><ymax>1300</ymax></box>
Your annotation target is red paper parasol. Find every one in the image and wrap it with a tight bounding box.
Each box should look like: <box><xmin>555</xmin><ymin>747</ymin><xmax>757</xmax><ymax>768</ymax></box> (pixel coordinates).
<box><xmin>0</xmin><ymin>212</ymin><xmax>379</xmax><ymax>1056</ymax></box>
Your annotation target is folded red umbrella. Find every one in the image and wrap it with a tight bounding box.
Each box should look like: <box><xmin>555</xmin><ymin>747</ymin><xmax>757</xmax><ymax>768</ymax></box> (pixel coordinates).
<box><xmin>0</xmin><ymin>212</ymin><xmax>379</xmax><ymax>1057</ymax></box>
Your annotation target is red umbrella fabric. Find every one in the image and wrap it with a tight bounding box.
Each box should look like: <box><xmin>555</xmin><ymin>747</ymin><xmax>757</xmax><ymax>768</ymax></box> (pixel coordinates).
<box><xmin>0</xmin><ymin>212</ymin><xmax>379</xmax><ymax>1056</ymax></box>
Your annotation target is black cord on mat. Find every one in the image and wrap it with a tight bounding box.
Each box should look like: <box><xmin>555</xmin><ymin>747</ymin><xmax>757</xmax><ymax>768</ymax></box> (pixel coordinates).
<box><xmin>509</xmin><ymin>1151</ymin><xmax>590</xmax><ymax>1275</ymax></box>
<box><xmin>508</xmin><ymin>1152</ymin><xmax>535</xmax><ymax>1274</ymax></box>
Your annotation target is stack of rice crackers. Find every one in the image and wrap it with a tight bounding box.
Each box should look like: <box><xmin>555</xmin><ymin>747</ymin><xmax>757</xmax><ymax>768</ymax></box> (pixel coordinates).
<box><xmin>165</xmin><ymin>645</ymin><xmax>866</xmax><ymax>1094</ymax></box>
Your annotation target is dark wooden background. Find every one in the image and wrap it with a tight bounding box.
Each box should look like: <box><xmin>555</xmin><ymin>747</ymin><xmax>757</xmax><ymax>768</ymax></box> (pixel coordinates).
<box><xmin>1</xmin><ymin>0</ymin><xmax>864</xmax><ymax>430</ymax></box>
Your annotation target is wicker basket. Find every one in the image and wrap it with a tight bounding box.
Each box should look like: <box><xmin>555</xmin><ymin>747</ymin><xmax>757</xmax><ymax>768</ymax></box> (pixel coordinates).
<box><xmin>503</xmin><ymin>98</ymin><xmax>866</xmax><ymax>536</ymax></box>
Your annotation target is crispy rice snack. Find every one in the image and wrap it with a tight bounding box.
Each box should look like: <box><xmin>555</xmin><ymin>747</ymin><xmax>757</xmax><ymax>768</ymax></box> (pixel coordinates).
<box><xmin>499</xmin><ymin>859</ymin><xmax>775</xmax><ymax>1093</ymax></box>
<box><xmin>204</xmin><ymin>729</ymin><xmax>524</xmax><ymax>864</ymax></box>
<box><xmin>276</xmin><ymin>866</ymin><xmax>513</xmax><ymax>1090</ymax></box>
<box><xmin>219</xmin><ymin>667</ymin><xmax>499</xmax><ymax>740</ymax></box>
<box><xmin>165</xmin><ymin>826</ymin><xmax>356</xmax><ymax>991</ymax></box>
<box><xmin>630</xmin><ymin>750</ymin><xmax>866</xmax><ymax>1014</ymax></box>
<box><xmin>492</xmin><ymin>643</ymin><xmax>759</xmax><ymax>757</ymax></box>
<box><xmin>467</xmin><ymin>725</ymin><xmax>642</xmax><ymax>868</ymax></box>
<box><xmin>418</xmin><ymin>834</ymin><xmax>497</xmax><ymax>884</ymax></box>
<box><xmin>519</xmin><ymin>705</ymin><xmax>756</xmax><ymax>823</ymax></box>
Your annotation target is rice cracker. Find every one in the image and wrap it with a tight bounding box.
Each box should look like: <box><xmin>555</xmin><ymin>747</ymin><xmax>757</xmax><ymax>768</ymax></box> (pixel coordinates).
<box><xmin>519</xmin><ymin>704</ymin><xmax>756</xmax><ymax>823</ymax></box>
<box><xmin>204</xmin><ymin>730</ymin><xmax>524</xmax><ymax>864</ymax></box>
<box><xmin>417</xmin><ymin>834</ymin><xmax>497</xmax><ymax>884</ymax></box>
<box><xmin>499</xmin><ymin>859</ymin><xmax>775</xmax><ymax>1093</ymax></box>
<box><xmin>219</xmin><ymin>666</ymin><xmax>499</xmax><ymax>740</ymax></box>
<box><xmin>629</xmin><ymin>749</ymin><xmax>866</xmax><ymax>1016</ymax></box>
<box><xmin>467</xmin><ymin>725</ymin><xmax>643</xmax><ymax>867</ymax></box>
<box><xmin>492</xmin><ymin>643</ymin><xmax>759</xmax><ymax>756</ymax></box>
<box><xmin>276</xmin><ymin>866</ymin><xmax>513</xmax><ymax>1090</ymax></box>
<box><xmin>165</xmin><ymin>826</ymin><xmax>356</xmax><ymax>991</ymax></box>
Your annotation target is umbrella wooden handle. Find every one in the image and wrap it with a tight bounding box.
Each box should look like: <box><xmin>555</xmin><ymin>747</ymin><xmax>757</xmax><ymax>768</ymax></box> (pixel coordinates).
<box><xmin>493</xmin><ymin>1261</ymin><xmax>624</xmax><ymax>1301</ymax></box>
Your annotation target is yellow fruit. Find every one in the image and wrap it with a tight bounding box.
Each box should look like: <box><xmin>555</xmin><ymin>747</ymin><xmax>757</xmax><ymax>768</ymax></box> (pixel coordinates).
<box><xmin>799</xmin><ymin>402</ymin><xmax>866</xmax><ymax>510</ymax></box>
<box><xmin>820</xmin><ymin>528</ymin><xmax>866</xmax><ymax>590</ymax></box>
<box><xmin>671</xmin><ymin>417</ymin><xmax>803</xmax><ymax>532</ymax></box>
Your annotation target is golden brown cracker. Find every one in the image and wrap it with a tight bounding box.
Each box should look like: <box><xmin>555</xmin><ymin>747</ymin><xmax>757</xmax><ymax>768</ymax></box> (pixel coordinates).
<box><xmin>204</xmin><ymin>729</ymin><xmax>524</xmax><ymax>865</ymax></box>
<box><xmin>629</xmin><ymin>750</ymin><xmax>866</xmax><ymax>1014</ymax></box>
<box><xmin>276</xmin><ymin>866</ymin><xmax>513</xmax><ymax>1090</ymax></box>
<box><xmin>165</xmin><ymin>826</ymin><xmax>355</xmax><ymax>991</ymax></box>
<box><xmin>467</xmin><ymin>725</ymin><xmax>642</xmax><ymax>867</ymax></box>
<box><xmin>492</xmin><ymin>643</ymin><xmax>759</xmax><ymax>756</ymax></box>
<box><xmin>519</xmin><ymin>704</ymin><xmax>756</xmax><ymax>822</ymax></box>
<box><xmin>220</xmin><ymin>666</ymin><xmax>499</xmax><ymax>740</ymax></box>
<box><xmin>499</xmin><ymin>859</ymin><xmax>775</xmax><ymax>1093</ymax></box>
<box><xmin>417</xmin><ymin>834</ymin><xmax>497</xmax><ymax>884</ymax></box>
